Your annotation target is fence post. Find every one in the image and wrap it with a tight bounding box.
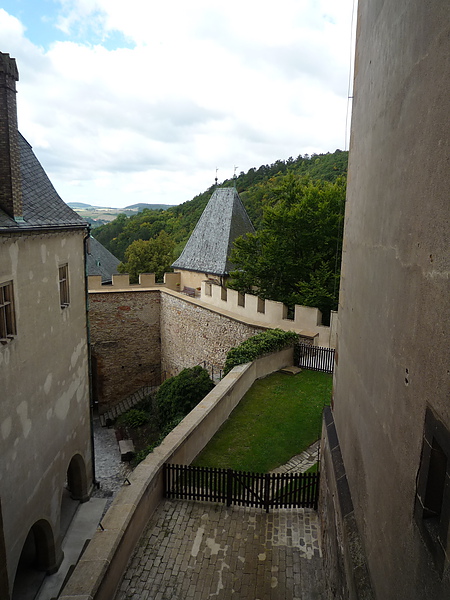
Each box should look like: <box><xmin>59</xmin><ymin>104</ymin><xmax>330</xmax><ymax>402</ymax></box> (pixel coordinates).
<box><xmin>227</xmin><ymin>469</ymin><xmax>233</xmax><ymax>507</ymax></box>
<box><xmin>314</xmin><ymin>473</ymin><xmax>320</xmax><ymax>510</ymax></box>
<box><xmin>264</xmin><ymin>473</ymin><xmax>271</xmax><ymax>513</ymax></box>
<box><xmin>163</xmin><ymin>463</ymin><xmax>168</xmax><ymax>498</ymax></box>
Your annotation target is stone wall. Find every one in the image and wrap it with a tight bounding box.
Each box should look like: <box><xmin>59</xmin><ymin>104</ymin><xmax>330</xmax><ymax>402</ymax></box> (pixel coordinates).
<box><xmin>320</xmin><ymin>0</ymin><xmax>450</xmax><ymax>598</ymax></box>
<box><xmin>89</xmin><ymin>290</ymin><xmax>161</xmax><ymax>412</ymax></box>
<box><xmin>160</xmin><ymin>292</ymin><xmax>264</xmax><ymax>377</ymax></box>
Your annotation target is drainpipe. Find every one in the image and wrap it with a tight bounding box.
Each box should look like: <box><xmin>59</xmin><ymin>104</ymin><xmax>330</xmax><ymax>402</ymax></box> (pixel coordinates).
<box><xmin>83</xmin><ymin>228</ymin><xmax>99</xmax><ymax>490</ymax></box>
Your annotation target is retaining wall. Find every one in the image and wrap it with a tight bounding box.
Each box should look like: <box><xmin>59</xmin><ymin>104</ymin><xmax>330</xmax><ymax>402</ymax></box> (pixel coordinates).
<box><xmin>59</xmin><ymin>347</ymin><xmax>294</xmax><ymax>600</ymax></box>
<box><xmin>160</xmin><ymin>292</ymin><xmax>264</xmax><ymax>377</ymax></box>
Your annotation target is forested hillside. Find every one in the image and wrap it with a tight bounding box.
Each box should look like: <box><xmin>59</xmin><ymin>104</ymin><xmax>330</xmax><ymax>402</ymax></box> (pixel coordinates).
<box><xmin>93</xmin><ymin>149</ymin><xmax>348</xmax><ymax>261</ymax></box>
<box><xmin>92</xmin><ymin>150</ymin><xmax>347</xmax><ymax>319</ymax></box>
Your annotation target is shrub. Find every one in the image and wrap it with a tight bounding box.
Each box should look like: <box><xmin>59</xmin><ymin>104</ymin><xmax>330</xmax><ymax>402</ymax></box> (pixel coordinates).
<box><xmin>132</xmin><ymin>416</ymin><xmax>183</xmax><ymax>466</ymax></box>
<box><xmin>116</xmin><ymin>408</ymin><xmax>150</xmax><ymax>429</ymax></box>
<box><xmin>223</xmin><ymin>329</ymin><xmax>298</xmax><ymax>375</ymax></box>
<box><xmin>155</xmin><ymin>366</ymin><xmax>215</xmax><ymax>427</ymax></box>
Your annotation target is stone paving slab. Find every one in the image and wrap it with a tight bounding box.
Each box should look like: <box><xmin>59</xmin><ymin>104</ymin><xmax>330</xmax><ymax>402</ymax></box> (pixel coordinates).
<box><xmin>270</xmin><ymin>441</ymin><xmax>320</xmax><ymax>475</ymax></box>
<box><xmin>114</xmin><ymin>499</ymin><xmax>324</xmax><ymax>600</ymax></box>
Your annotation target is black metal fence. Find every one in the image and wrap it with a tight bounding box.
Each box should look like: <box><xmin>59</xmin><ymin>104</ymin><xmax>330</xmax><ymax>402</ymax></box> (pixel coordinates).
<box><xmin>297</xmin><ymin>343</ymin><xmax>335</xmax><ymax>374</ymax></box>
<box><xmin>164</xmin><ymin>464</ymin><xmax>320</xmax><ymax>512</ymax></box>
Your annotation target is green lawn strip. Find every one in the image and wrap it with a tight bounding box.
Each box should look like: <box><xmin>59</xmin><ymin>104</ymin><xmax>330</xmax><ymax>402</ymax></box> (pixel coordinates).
<box><xmin>193</xmin><ymin>370</ymin><xmax>332</xmax><ymax>473</ymax></box>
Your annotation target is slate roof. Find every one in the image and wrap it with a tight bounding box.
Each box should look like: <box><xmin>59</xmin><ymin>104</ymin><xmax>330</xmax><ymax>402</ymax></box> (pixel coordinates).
<box><xmin>87</xmin><ymin>236</ymin><xmax>121</xmax><ymax>283</ymax></box>
<box><xmin>0</xmin><ymin>133</ymin><xmax>87</xmax><ymax>231</ymax></box>
<box><xmin>172</xmin><ymin>187</ymin><xmax>255</xmax><ymax>276</ymax></box>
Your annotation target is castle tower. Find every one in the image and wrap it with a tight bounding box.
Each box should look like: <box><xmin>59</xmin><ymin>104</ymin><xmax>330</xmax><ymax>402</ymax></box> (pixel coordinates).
<box><xmin>172</xmin><ymin>187</ymin><xmax>255</xmax><ymax>290</ymax></box>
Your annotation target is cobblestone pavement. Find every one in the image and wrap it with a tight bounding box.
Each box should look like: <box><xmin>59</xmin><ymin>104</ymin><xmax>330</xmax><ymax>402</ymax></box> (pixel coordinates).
<box><xmin>91</xmin><ymin>417</ymin><xmax>132</xmax><ymax>514</ymax></box>
<box><xmin>270</xmin><ymin>441</ymin><xmax>320</xmax><ymax>475</ymax></box>
<box><xmin>114</xmin><ymin>500</ymin><xmax>324</xmax><ymax>600</ymax></box>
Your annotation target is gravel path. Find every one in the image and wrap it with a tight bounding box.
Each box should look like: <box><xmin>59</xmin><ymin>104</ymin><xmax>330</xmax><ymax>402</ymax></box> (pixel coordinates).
<box><xmin>91</xmin><ymin>417</ymin><xmax>132</xmax><ymax>513</ymax></box>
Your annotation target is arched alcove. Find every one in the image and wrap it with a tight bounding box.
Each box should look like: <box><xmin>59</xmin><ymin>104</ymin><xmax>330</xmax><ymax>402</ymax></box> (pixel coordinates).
<box><xmin>66</xmin><ymin>453</ymin><xmax>89</xmax><ymax>503</ymax></box>
<box><xmin>12</xmin><ymin>520</ymin><xmax>62</xmax><ymax>600</ymax></box>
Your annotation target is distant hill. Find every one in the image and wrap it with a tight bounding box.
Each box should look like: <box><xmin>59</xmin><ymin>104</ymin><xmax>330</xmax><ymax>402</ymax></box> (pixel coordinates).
<box><xmin>68</xmin><ymin>202</ymin><xmax>98</xmax><ymax>209</ymax></box>
<box><xmin>92</xmin><ymin>149</ymin><xmax>349</xmax><ymax>261</ymax></box>
<box><xmin>125</xmin><ymin>203</ymin><xmax>174</xmax><ymax>211</ymax></box>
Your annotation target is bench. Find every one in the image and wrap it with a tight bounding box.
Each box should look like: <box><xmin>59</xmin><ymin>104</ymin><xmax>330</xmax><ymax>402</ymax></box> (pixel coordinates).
<box><xmin>182</xmin><ymin>286</ymin><xmax>196</xmax><ymax>297</ymax></box>
<box><xmin>118</xmin><ymin>439</ymin><xmax>135</xmax><ymax>462</ymax></box>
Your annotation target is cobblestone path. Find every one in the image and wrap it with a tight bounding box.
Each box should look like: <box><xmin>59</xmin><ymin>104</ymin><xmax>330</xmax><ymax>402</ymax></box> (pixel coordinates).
<box><xmin>115</xmin><ymin>499</ymin><xmax>324</xmax><ymax>600</ymax></box>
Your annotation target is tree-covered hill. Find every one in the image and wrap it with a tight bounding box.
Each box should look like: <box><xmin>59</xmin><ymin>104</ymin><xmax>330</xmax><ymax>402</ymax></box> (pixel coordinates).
<box><xmin>92</xmin><ymin>149</ymin><xmax>348</xmax><ymax>262</ymax></box>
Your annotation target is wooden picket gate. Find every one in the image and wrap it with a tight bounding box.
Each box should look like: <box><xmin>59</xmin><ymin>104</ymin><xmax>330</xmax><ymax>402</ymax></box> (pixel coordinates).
<box><xmin>164</xmin><ymin>464</ymin><xmax>320</xmax><ymax>512</ymax></box>
<box><xmin>297</xmin><ymin>343</ymin><xmax>335</xmax><ymax>374</ymax></box>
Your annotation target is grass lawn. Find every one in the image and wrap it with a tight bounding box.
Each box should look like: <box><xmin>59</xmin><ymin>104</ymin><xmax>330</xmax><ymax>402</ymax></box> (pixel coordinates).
<box><xmin>193</xmin><ymin>369</ymin><xmax>332</xmax><ymax>473</ymax></box>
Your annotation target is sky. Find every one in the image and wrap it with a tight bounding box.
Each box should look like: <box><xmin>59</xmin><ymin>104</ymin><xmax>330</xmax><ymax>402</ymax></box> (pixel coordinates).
<box><xmin>0</xmin><ymin>0</ymin><xmax>356</xmax><ymax>208</ymax></box>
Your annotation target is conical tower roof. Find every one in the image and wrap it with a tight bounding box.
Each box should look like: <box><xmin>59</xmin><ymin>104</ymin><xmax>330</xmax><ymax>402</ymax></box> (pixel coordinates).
<box><xmin>172</xmin><ymin>187</ymin><xmax>255</xmax><ymax>276</ymax></box>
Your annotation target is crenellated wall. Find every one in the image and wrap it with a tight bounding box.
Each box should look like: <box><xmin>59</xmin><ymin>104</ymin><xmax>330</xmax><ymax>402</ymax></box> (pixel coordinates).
<box><xmin>88</xmin><ymin>272</ymin><xmax>336</xmax><ymax>411</ymax></box>
<box><xmin>160</xmin><ymin>292</ymin><xmax>264</xmax><ymax>377</ymax></box>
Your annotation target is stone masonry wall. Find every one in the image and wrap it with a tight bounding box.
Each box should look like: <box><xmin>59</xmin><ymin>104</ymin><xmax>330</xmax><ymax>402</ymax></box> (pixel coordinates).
<box><xmin>89</xmin><ymin>290</ymin><xmax>161</xmax><ymax>412</ymax></box>
<box><xmin>160</xmin><ymin>292</ymin><xmax>265</xmax><ymax>378</ymax></box>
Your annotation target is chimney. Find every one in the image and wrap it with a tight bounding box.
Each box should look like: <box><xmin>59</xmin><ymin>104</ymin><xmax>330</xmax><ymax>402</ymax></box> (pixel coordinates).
<box><xmin>0</xmin><ymin>53</ymin><xmax>23</xmax><ymax>221</ymax></box>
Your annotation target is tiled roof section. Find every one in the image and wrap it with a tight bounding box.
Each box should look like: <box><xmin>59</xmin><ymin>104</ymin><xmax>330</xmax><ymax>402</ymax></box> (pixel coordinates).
<box><xmin>0</xmin><ymin>133</ymin><xmax>87</xmax><ymax>230</ymax></box>
<box><xmin>87</xmin><ymin>236</ymin><xmax>121</xmax><ymax>282</ymax></box>
<box><xmin>172</xmin><ymin>187</ymin><xmax>255</xmax><ymax>275</ymax></box>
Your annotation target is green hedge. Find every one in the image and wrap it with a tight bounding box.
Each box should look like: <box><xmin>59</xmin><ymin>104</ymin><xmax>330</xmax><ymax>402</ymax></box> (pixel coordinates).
<box><xmin>223</xmin><ymin>329</ymin><xmax>298</xmax><ymax>375</ymax></box>
<box><xmin>155</xmin><ymin>365</ymin><xmax>215</xmax><ymax>427</ymax></box>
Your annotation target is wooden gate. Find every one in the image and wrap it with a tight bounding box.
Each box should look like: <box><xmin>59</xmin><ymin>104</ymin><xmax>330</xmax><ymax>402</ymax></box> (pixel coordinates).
<box><xmin>164</xmin><ymin>464</ymin><xmax>320</xmax><ymax>512</ymax></box>
<box><xmin>297</xmin><ymin>343</ymin><xmax>335</xmax><ymax>373</ymax></box>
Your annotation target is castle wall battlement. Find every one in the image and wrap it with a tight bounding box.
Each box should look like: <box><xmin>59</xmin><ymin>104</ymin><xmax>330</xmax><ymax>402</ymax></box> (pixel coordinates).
<box><xmin>88</xmin><ymin>273</ymin><xmax>336</xmax><ymax>349</ymax></box>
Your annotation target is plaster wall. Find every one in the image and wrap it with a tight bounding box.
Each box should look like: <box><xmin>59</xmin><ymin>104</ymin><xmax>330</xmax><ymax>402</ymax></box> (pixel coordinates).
<box><xmin>173</xmin><ymin>268</ymin><xmax>206</xmax><ymax>291</ymax></box>
<box><xmin>88</xmin><ymin>290</ymin><xmax>162</xmax><ymax>412</ymax></box>
<box><xmin>0</xmin><ymin>230</ymin><xmax>92</xmax><ymax>592</ymax></box>
<box><xmin>323</xmin><ymin>1</ymin><xmax>450</xmax><ymax>598</ymax></box>
<box><xmin>202</xmin><ymin>281</ymin><xmax>336</xmax><ymax>347</ymax></box>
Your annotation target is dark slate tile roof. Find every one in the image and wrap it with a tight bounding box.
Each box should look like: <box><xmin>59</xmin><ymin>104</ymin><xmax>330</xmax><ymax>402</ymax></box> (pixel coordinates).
<box><xmin>0</xmin><ymin>133</ymin><xmax>87</xmax><ymax>230</ymax></box>
<box><xmin>87</xmin><ymin>236</ymin><xmax>121</xmax><ymax>282</ymax></box>
<box><xmin>172</xmin><ymin>187</ymin><xmax>255</xmax><ymax>276</ymax></box>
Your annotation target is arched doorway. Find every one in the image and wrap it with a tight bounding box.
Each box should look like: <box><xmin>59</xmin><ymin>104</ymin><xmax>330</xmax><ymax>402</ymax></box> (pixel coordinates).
<box><xmin>66</xmin><ymin>453</ymin><xmax>89</xmax><ymax>503</ymax></box>
<box><xmin>60</xmin><ymin>454</ymin><xmax>90</xmax><ymax>539</ymax></box>
<box><xmin>12</xmin><ymin>520</ymin><xmax>61</xmax><ymax>600</ymax></box>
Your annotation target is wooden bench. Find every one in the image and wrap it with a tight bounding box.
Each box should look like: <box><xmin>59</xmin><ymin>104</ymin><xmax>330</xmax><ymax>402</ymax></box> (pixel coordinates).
<box><xmin>119</xmin><ymin>439</ymin><xmax>135</xmax><ymax>462</ymax></box>
<box><xmin>182</xmin><ymin>286</ymin><xmax>196</xmax><ymax>297</ymax></box>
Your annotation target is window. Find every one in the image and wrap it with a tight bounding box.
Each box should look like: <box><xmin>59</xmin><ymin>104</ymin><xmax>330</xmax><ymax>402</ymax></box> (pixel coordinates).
<box><xmin>0</xmin><ymin>281</ymin><xmax>17</xmax><ymax>343</ymax></box>
<box><xmin>415</xmin><ymin>407</ymin><xmax>450</xmax><ymax>576</ymax></box>
<box><xmin>59</xmin><ymin>264</ymin><xmax>70</xmax><ymax>308</ymax></box>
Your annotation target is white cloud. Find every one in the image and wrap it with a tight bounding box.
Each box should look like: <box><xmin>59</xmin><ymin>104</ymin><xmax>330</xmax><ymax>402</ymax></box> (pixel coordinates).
<box><xmin>0</xmin><ymin>0</ymin><xmax>355</xmax><ymax>207</ymax></box>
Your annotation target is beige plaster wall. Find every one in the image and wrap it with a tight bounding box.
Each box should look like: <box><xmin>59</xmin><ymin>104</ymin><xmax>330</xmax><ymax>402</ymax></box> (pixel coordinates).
<box><xmin>88</xmin><ymin>289</ymin><xmax>162</xmax><ymax>412</ymax></box>
<box><xmin>172</xmin><ymin>269</ymin><xmax>206</xmax><ymax>291</ymax></box>
<box><xmin>0</xmin><ymin>229</ymin><xmax>92</xmax><ymax>593</ymax></box>
<box><xmin>59</xmin><ymin>348</ymin><xmax>294</xmax><ymax>600</ymax></box>
<box><xmin>201</xmin><ymin>281</ymin><xmax>336</xmax><ymax>347</ymax></box>
<box><xmin>321</xmin><ymin>1</ymin><xmax>450</xmax><ymax>598</ymax></box>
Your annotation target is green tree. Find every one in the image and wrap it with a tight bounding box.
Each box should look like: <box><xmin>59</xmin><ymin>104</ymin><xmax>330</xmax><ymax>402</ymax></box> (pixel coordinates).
<box><xmin>118</xmin><ymin>230</ymin><xmax>175</xmax><ymax>283</ymax></box>
<box><xmin>228</xmin><ymin>174</ymin><xmax>345</xmax><ymax>321</ymax></box>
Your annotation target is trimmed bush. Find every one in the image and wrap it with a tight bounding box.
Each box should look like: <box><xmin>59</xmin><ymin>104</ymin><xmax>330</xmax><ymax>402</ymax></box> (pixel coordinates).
<box><xmin>223</xmin><ymin>329</ymin><xmax>298</xmax><ymax>375</ymax></box>
<box><xmin>116</xmin><ymin>408</ymin><xmax>150</xmax><ymax>429</ymax></box>
<box><xmin>155</xmin><ymin>366</ymin><xmax>215</xmax><ymax>427</ymax></box>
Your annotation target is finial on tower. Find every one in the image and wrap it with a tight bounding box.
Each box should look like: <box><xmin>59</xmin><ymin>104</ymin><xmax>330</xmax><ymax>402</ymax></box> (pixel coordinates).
<box><xmin>215</xmin><ymin>167</ymin><xmax>219</xmax><ymax>187</ymax></box>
